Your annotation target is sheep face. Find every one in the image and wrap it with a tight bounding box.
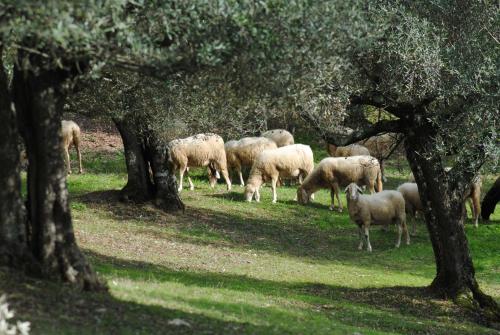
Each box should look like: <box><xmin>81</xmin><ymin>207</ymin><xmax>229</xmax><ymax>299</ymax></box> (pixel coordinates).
<box><xmin>345</xmin><ymin>183</ymin><xmax>363</xmax><ymax>201</ymax></box>
<box><xmin>245</xmin><ymin>184</ymin><xmax>256</xmax><ymax>202</ymax></box>
<box><xmin>297</xmin><ymin>187</ymin><xmax>311</xmax><ymax>204</ymax></box>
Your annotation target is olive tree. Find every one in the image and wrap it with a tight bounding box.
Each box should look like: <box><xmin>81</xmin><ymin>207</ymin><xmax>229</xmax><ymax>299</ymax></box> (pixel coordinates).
<box><xmin>299</xmin><ymin>1</ymin><xmax>499</xmax><ymax>317</ymax></box>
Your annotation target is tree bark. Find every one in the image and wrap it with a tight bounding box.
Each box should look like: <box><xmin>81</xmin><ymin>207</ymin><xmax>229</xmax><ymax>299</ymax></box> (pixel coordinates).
<box><xmin>113</xmin><ymin>118</ymin><xmax>154</xmax><ymax>202</ymax></box>
<box><xmin>481</xmin><ymin>177</ymin><xmax>499</xmax><ymax>221</ymax></box>
<box><xmin>113</xmin><ymin>117</ymin><xmax>184</xmax><ymax>211</ymax></box>
<box><xmin>0</xmin><ymin>47</ymin><xmax>31</xmax><ymax>270</ymax></box>
<box><xmin>12</xmin><ymin>53</ymin><xmax>105</xmax><ymax>291</ymax></box>
<box><xmin>405</xmin><ymin>125</ymin><xmax>499</xmax><ymax>319</ymax></box>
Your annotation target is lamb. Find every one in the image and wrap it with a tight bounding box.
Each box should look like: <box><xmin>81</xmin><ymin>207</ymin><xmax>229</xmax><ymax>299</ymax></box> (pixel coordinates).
<box><xmin>297</xmin><ymin>156</ymin><xmax>383</xmax><ymax>212</ymax></box>
<box><xmin>260</xmin><ymin>129</ymin><xmax>294</xmax><ymax>147</ymax></box>
<box><xmin>244</xmin><ymin>144</ymin><xmax>314</xmax><ymax>203</ymax></box>
<box><xmin>408</xmin><ymin>171</ymin><xmax>482</xmax><ymax>227</ymax></box>
<box><xmin>396</xmin><ymin>182</ymin><xmax>423</xmax><ymax>235</ymax></box>
<box><xmin>225</xmin><ymin>137</ymin><xmax>278</xmax><ymax>187</ymax></box>
<box><xmin>345</xmin><ymin>183</ymin><xmax>409</xmax><ymax>252</ymax></box>
<box><xmin>61</xmin><ymin>120</ymin><xmax>83</xmax><ymax>174</ymax></box>
<box><xmin>168</xmin><ymin>133</ymin><xmax>231</xmax><ymax>192</ymax></box>
<box><xmin>326</xmin><ymin>143</ymin><xmax>370</xmax><ymax>157</ymax></box>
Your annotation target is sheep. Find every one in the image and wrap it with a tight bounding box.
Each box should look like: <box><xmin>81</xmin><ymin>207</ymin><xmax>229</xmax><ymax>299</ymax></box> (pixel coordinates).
<box><xmin>225</xmin><ymin>137</ymin><xmax>278</xmax><ymax>187</ymax></box>
<box><xmin>297</xmin><ymin>156</ymin><xmax>383</xmax><ymax>212</ymax></box>
<box><xmin>61</xmin><ymin>120</ymin><xmax>83</xmax><ymax>174</ymax></box>
<box><xmin>245</xmin><ymin>144</ymin><xmax>314</xmax><ymax>203</ymax></box>
<box><xmin>168</xmin><ymin>133</ymin><xmax>231</xmax><ymax>192</ymax></box>
<box><xmin>260</xmin><ymin>129</ymin><xmax>294</xmax><ymax>147</ymax></box>
<box><xmin>326</xmin><ymin>143</ymin><xmax>370</xmax><ymax>157</ymax></box>
<box><xmin>361</xmin><ymin>133</ymin><xmax>402</xmax><ymax>181</ymax></box>
<box><xmin>345</xmin><ymin>183</ymin><xmax>409</xmax><ymax>252</ymax></box>
<box><xmin>408</xmin><ymin>171</ymin><xmax>482</xmax><ymax>227</ymax></box>
<box><xmin>396</xmin><ymin>183</ymin><xmax>423</xmax><ymax>235</ymax></box>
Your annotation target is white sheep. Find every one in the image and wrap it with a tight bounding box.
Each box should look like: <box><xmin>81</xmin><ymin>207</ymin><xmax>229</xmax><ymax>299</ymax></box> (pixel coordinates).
<box><xmin>168</xmin><ymin>133</ymin><xmax>231</xmax><ymax>192</ymax></box>
<box><xmin>396</xmin><ymin>182</ymin><xmax>423</xmax><ymax>235</ymax></box>
<box><xmin>345</xmin><ymin>183</ymin><xmax>409</xmax><ymax>252</ymax></box>
<box><xmin>245</xmin><ymin>144</ymin><xmax>314</xmax><ymax>203</ymax></box>
<box><xmin>326</xmin><ymin>143</ymin><xmax>370</xmax><ymax>157</ymax></box>
<box><xmin>260</xmin><ymin>129</ymin><xmax>294</xmax><ymax>147</ymax></box>
<box><xmin>225</xmin><ymin>137</ymin><xmax>278</xmax><ymax>186</ymax></box>
<box><xmin>61</xmin><ymin>120</ymin><xmax>83</xmax><ymax>174</ymax></box>
<box><xmin>297</xmin><ymin>156</ymin><xmax>383</xmax><ymax>212</ymax></box>
<box><xmin>408</xmin><ymin>171</ymin><xmax>482</xmax><ymax>227</ymax></box>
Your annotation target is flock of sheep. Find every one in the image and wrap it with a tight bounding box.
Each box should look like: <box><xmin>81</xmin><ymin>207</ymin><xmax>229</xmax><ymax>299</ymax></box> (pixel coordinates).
<box><xmin>166</xmin><ymin>129</ymin><xmax>482</xmax><ymax>252</ymax></box>
<box><xmin>60</xmin><ymin>121</ymin><xmax>486</xmax><ymax>252</ymax></box>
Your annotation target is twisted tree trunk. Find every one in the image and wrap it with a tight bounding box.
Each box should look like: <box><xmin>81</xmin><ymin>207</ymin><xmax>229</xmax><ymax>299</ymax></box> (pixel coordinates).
<box><xmin>0</xmin><ymin>47</ymin><xmax>31</xmax><ymax>270</ymax></box>
<box><xmin>405</xmin><ymin>124</ymin><xmax>499</xmax><ymax>319</ymax></box>
<box><xmin>12</xmin><ymin>53</ymin><xmax>104</xmax><ymax>291</ymax></box>
<box><xmin>113</xmin><ymin>117</ymin><xmax>184</xmax><ymax>212</ymax></box>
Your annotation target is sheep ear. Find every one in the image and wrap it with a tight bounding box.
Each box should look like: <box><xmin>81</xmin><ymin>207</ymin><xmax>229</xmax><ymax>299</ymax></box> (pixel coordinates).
<box><xmin>344</xmin><ymin>186</ymin><xmax>349</xmax><ymax>193</ymax></box>
<box><xmin>356</xmin><ymin>185</ymin><xmax>364</xmax><ymax>193</ymax></box>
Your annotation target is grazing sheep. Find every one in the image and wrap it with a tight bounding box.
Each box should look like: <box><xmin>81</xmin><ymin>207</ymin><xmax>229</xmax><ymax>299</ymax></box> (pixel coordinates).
<box><xmin>61</xmin><ymin>120</ymin><xmax>83</xmax><ymax>174</ymax></box>
<box><xmin>345</xmin><ymin>183</ymin><xmax>409</xmax><ymax>252</ymax></box>
<box><xmin>408</xmin><ymin>171</ymin><xmax>482</xmax><ymax>227</ymax></box>
<box><xmin>361</xmin><ymin>134</ymin><xmax>401</xmax><ymax>181</ymax></box>
<box><xmin>396</xmin><ymin>183</ymin><xmax>423</xmax><ymax>235</ymax></box>
<box><xmin>245</xmin><ymin>144</ymin><xmax>314</xmax><ymax>203</ymax></box>
<box><xmin>326</xmin><ymin>143</ymin><xmax>370</xmax><ymax>157</ymax></box>
<box><xmin>297</xmin><ymin>156</ymin><xmax>382</xmax><ymax>212</ymax></box>
<box><xmin>481</xmin><ymin>176</ymin><xmax>500</xmax><ymax>221</ymax></box>
<box><xmin>168</xmin><ymin>133</ymin><xmax>231</xmax><ymax>192</ymax></box>
<box><xmin>225</xmin><ymin>137</ymin><xmax>278</xmax><ymax>186</ymax></box>
<box><xmin>260</xmin><ymin>129</ymin><xmax>294</xmax><ymax>147</ymax></box>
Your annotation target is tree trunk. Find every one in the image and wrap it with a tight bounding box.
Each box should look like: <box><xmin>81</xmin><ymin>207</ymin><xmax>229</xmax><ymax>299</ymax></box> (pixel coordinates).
<box><xmin>405</xmin><ymin>127</ymin><xmax>499</xmax><ymax>319</ymax></box>
<box><xmin>0</xmin><ymin>47</ymin><xmax>31</xmax><ymax>270</ymax></box>
<box><xmin>12</xmin><ymin>55</ymin><xmax>105</xmax><ymax>291</ymax></box>
<box><xmin>113</xmin><ymin>118</ymin><xmax>154</xmax><ymax>202</ymax></box>
<box><xmin>114</xmin><ymin>117</ymin><xmax>184</xmax><ymax>211</ymax></box>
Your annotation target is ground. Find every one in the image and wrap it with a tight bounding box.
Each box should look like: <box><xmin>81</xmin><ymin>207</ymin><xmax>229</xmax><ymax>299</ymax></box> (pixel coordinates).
<box><xmin>1</xmin><ymin>124</ymin><xmax>499</xmax><ymax>335</ymax></box>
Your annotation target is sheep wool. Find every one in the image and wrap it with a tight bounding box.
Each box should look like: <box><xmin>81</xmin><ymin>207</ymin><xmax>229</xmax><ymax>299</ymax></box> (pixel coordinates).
<box><xmin>225</xmin><ymin>137</ymin><xmax>278</xmax><ymax>186</ymax></box>
<box><xmin>297</xmin><ymin>156</ymin><xmax>382</xmax><ymax>212</ymax></box>
<box><xmin>260</xmin><ymin>129</ymin><xmax>294</xmax><ymax>147</ymax></box>
<box><xmin>245</xmin><ymin>144</ymin><xmax>314</xmax><ymax>203</ymax></box>
<box><xmin>168</xmin><ymin>133</ymin><xmax>231</xmax><ymax>192</ymax></box>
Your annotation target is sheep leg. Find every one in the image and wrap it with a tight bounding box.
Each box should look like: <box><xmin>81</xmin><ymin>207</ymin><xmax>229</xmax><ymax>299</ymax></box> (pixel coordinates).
<box><xmin>470</xmin><ymin>196</ymin><xmax>480</xmax><ymax>228</ymax></box>
<box><xmin>395</xmin><ymin>224</ymin><xmax>402</xmax><ymax>248</ymax></box>
<box><xmin>183</xmin><ymin>168</ymin><xmax>195</xmax><ymax>190</ymax></box>
<box><xmin>364</xmin><ymin>226</ymin><xmax>372</xmax><ymax>252</ymax></box>
<box><xmin>221</xmin><ymin>169</ymin><xmax>232</xmax><ymax>191</ymax></box>
<box><xmin>238</xmin><ymin>168</ymin><xmax>245</xmax><ymax>187</ymax></box>
<box><xmin>329</xmin><ymin>187</ymin><xmax>336</xmax><ymax>211</ymax></box>
<box><xmin>357</xmin><ymin>226</ymin><xmax>364</xmax><ymax>250</ymax></box>
<box><xmin>333</xmin><ymin>184</ymin><xmax>343</xmax><ymax>212</ymax></box>
<box><xmin>271</xmin><ymin>177</ymin><xmax>278</xmax><ymax>203</ymax></box>
<box><xmin>255</xmin><ymin>186</ymin><xmax>261</xmax><ymax>202</ymax></box>
<box><xmin>65</xmin><ymin>147</ymin><xmax>71</xmax><ymax>175</ymax></box>
<box><xmin>404</xmin><ymin>220</ymin><xmax>410</xmax><ymax>245</ymax></box>
<box><xmin>76</xmin><ymin>143</ymin><xmax>83</xmax><ymax>174</ymax></box>
<box><xmin>178</xmin><ymin>166</ymin><xmax>186</xmax><ymax>192</ymax></box>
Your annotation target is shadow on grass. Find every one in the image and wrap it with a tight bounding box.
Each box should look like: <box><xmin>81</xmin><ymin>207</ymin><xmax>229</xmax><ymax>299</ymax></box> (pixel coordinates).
<box><xmin>81</xmin><ymin>250</ymin><xmax>494</xmax><ymax>335</ymax></box>
<box><xmin>0</xmin><ymin>269</ymin><xmax>296</xmax><ymax>335</ymax></box>
<box><xmin>74</xmin><ymin>189</ymin><xmax>499</xmax><ymax>281</ymax></box>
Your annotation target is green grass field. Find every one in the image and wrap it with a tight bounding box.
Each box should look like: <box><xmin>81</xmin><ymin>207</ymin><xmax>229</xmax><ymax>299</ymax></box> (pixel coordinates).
<box><xmin>1</xmin><ymin>146</ymin><xmax>499</xmax><ymax>335</ymax></box>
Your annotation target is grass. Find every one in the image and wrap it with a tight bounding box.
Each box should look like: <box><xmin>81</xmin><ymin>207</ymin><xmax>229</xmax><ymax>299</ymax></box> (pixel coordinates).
<box><xmin>1</xmin><ymin>145</ymin><xmax>499</xmax><ymax>335</ymax></box>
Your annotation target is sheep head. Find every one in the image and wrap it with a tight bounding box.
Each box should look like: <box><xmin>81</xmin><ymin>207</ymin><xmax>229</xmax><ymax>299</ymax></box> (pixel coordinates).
<box><xmin>345</xmin><ymin>183</ymin><xmax>363</xmax><ymax>201</ymax></box>
<box><xmin>297</xmin><ymin>187</ymin><xmax>311</xmax><ymax>204</ymax></box>
<box><xmin>244</xmin><ymin>184</ymin><xmax>256</xmax><ymax>202</ymax></box>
